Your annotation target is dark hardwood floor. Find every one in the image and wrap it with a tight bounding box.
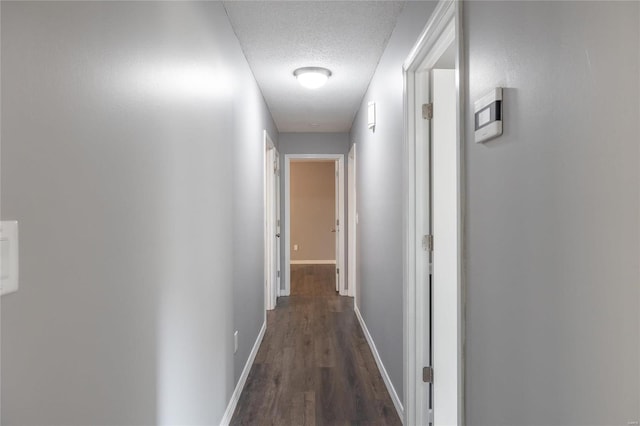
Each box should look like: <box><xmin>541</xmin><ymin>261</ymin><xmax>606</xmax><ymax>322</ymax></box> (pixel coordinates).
<box><xmin>230</xmin><ymin>264</ymin><xmax>402</xmax><ymax>426</ymax></box>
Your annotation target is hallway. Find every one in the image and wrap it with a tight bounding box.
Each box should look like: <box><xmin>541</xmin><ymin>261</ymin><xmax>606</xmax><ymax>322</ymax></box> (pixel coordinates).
<box><xmin>1</xmin><ymin>1</ymin><xmax>639</xmax><ymax>425</ymax></box>
<box><xmin>230</xmin><ymin>265</ymin><xmax>401</xmax><ymax>425</ymax></box>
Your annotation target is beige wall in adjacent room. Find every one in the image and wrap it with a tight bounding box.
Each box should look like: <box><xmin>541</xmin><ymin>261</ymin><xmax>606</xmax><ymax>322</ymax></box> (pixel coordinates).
<box><xmin>290</xmin><ymin>161</ymin><xmax>336</xmax><ymax>261</ymax></box>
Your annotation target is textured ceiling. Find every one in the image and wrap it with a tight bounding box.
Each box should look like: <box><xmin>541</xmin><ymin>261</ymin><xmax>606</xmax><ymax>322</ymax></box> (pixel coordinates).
<box><xmin>224</xmin><ymin>1</ymin><xmax>405</xmax><ymax>133</ymax></box>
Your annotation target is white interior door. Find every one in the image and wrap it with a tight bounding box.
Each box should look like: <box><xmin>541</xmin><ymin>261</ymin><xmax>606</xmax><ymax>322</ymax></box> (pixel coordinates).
<box><xmin>334</xmin><ymin>160</ymin><xmax>340</xmax><ymax>292</ymax></box>
<box><xmin>264</xmin><ymin>144</ymin><xmax>273</xmax><ymax>310</ymax></box>
<box><xmin>275</xmin><ymin>151</ymin><xmax>281</xmax><ymax>297</ymax></box>
<box><xmin>348</xmin><ymin>145</ymin><xmax>357</xmax><ymax>299</ymax></box>
<box><xmin>270</xmin><ymin>149</ymin><xmax>278</xmax><ymax>308</ymax></box>
<box><xmin>416</xmin><ymin>68</ymin><xmax>433</xmax><ymax>426</ymax></box>
<box><xmin>264</xmin><ymin>132</ymin><xmax>278</xmax><ymax>311</ymax></box>
<box><xmin>432</xmin><ymin>68</ymin><xmax>459</xmax><ymax>426</ymax></box>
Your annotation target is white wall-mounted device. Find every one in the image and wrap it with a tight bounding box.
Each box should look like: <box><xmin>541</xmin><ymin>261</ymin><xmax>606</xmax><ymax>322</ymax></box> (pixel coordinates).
<box><xmin>474</xmin><ymin>88</ymin><xmax>503</xmax><ymax>143</ymax></box>
<box><xmin>367</xmin><ymin>101</ymin><xmax>376</xmax><ymax>130</ymax></box>
<box><xmin>1</xmin><ymin>220</ymin><xmax>19</xmax><ymax>296</ymax></box>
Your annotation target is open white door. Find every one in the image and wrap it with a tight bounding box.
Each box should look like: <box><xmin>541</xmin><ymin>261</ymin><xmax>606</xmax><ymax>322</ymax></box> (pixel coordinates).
<box><xmin>416</xmin><ymin>61</ymin><xmax>460</xmax><ymax>426</ymax></box>
<box><xmin>431</xmin><ymin>68</ymin><xmax>458</xmax><ymax>426</ymax></box>
<box><xmin>348</xmin><ymin>144</ymin><xmax>357</xmax><ymax>299</ymax></box>
<box><xmin>335</xmin><ymin>161</ymin><xmax>340</xmax><ymax>292</ymax></box>
<box><xmin>264</xmin><ymin>131</ymin><xmax>278</xmax><ymax>311</ymax></box>
<box><xmin>275</xmin><ymin>152</ymin><xmax>281</xmax><ymax>296</ymax></box>
<box><xmin>417</xmin><ymin>68</ymin><xmax>434</xmax><ymax>426</ymax></box>
<box><xmin>334</xmin><ymin>159</ymin><xmax>346</xmax><ymax>296</ymax></box>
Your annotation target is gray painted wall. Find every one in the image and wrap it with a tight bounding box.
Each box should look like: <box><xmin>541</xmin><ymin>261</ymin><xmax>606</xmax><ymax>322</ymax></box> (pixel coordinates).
<box><xmin>278</xmin><ymin>133</ymin><xmax>350</xmax><ymax>290</ymax></box>
<box><xmin>1</xmin><ymin>2</ymin><xmax>276</xmax><ymax>424</ymax></box>
<box><xmin>351</xmin><ymin>2</ymin><xmax>640</xmax><ymax>421</ymax></box>
<box><xmin>463</xmin><ymin>2</ymin><xmax>639</xmax><ymax>425</ymax></box>
<box><xmin>350</xmin><ymin>1</ymin><xmax>437</xmax><ymax>405</ymax></box>
<box><xmin>279</xmin><ymin>132</ymin><xmax>349</xmax><ymax>156</ymax></box>
<box><xmin>231</xmin><ymin>43</ymin><xmax>280</xmax><ymax>387</ymax></box>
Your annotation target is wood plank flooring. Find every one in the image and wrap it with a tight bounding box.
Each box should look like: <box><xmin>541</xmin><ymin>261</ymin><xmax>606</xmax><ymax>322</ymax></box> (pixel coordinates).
<box><xmin>230</xmin><ymin>264</ymin><xmax>401</xmax><ymax>426</ymax></box>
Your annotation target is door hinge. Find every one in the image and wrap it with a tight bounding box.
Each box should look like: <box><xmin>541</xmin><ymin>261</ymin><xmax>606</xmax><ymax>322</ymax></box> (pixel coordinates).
<box><xmin>336</xmin><ymin>268</ymin><xmax>340</xmax><ymax>275</ymax></box>
<box><xmin>423</xmin><ymin>366</ymin><xmax>433</xmax><ymax>383</ymax></box>
<box><xmin>422</xmin><ymin>234</ymin><xmax>433</xmax><ymax>251</ymax></box>
<box><xmin>336</xmin><ymin>219</ymin><xmax>340</xmax><ymax>226</ymax></box>
<box><xmin>277</xmin><ymin>270</ymin><xmax>280</xmax><ymax>278</ymax></box>
<box><xmin>422</xmin><ymin>103</ymin><xmax>433</xmax><ymax>120</ymax></box>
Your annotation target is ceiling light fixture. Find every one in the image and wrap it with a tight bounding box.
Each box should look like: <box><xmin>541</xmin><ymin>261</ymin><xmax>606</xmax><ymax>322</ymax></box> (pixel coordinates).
<box><xmin>293</xmin><ymin>67</ymin><xmax>332</xmax><ymax>89</ymax></box>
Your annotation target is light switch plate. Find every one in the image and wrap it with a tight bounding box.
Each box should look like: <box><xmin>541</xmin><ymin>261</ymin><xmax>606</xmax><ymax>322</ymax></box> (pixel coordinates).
<box><xmin>1</xmin><ymin>220</ymin><xmax>19</xmax><ymax>296</ymax></box>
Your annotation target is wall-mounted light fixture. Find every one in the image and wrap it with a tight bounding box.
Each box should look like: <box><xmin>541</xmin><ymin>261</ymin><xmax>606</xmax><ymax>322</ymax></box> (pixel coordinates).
<box><xmin>293</xmin><ymin>67</ymin><xmax>332</xmax><ymax>89</ymax></box>
<box><xmin>367</xmin><ymin>101</ymin><xmax>376</xmax><ymax>131</ymax></box>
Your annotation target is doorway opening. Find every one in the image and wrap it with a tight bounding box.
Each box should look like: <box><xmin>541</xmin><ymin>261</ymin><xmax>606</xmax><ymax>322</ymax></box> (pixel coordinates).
<box><xmin>283</xmin><ymin>154</ymin><xmax>346</xmax><ymax>297</ymax></box>
<box><xmin>403</xmin><ymin>1</ymin><xmax>464</xmax><ymax>425</ymax></box>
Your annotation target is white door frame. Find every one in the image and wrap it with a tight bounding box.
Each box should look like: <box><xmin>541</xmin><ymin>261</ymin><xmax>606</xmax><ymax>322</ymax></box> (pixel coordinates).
<box><xmin>264</xmin><ymin>130</ymin><xmax>279</xmax><ymax>311</ymax></box>
<box><xmin>283</xmin><ymin>154</ymin><xmax>345</xmax><ymax>296</ymax></box>
<box><xmin>402</xmin><ymin>1</ymin><xmax>464</xmax><ymax>425</ymax></box>
<box><xmin>348</xmin><ymin>144</ymin><xmax>357</xmax><ymax>300</ymax></box>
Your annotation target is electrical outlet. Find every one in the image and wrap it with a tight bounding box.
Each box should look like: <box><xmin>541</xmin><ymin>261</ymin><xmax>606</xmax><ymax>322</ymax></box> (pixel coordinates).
<box><xmin>293</xmin><ymin>244</ymin><xmax>298</xmax><ymax>251</ymax></box>
<box><xmin>234</xmin><ymin>331</ymin><xmax>238</xmax><ymax>353</ymax></box>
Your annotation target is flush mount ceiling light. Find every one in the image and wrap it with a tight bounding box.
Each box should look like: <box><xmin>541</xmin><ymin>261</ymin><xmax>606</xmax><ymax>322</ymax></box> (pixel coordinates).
<box><xmin>293</xmin><ymin>67</ymin><xmax>332</xmax><ymax>89</ymax></box>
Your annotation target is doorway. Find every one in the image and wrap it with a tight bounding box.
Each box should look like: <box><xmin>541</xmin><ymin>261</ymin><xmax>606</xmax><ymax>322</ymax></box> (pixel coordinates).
<box><xmin>283</xmin><ymin>154</ymin><xmax>345</xmax><ymax>297</ymax></box>
<box><xmin>403</xmin><ymin>1</ymin><xmax>463</xmax><ymax>425</ymax></box>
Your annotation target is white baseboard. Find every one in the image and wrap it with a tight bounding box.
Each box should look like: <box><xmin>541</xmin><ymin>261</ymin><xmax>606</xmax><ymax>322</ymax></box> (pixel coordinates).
<box><xmin>219</xmin><ymin>321</ymin><xmax>266</xmax><ymax>426</ymax></box>
<box><xmin>290</xmin><ymin>260</ymin><xmax>336</xmax><ymax>265</ymax></box>
<box><xmin>354</xmin><ymin>306</ymin><xmax>404</xmax><ymax>423</ymax></box>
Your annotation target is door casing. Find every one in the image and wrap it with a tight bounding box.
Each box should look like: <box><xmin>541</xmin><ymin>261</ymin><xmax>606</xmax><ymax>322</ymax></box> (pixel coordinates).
<box><xmin>402</xmin><ymin>1</ymin><xmax>464</xmax><ymax>424</ymax></box>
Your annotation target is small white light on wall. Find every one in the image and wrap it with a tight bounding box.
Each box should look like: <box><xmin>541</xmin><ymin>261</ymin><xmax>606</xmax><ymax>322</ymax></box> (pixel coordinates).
<box><xmin>293</xmin><ymin>67</ymin><xmax>332</xmax><ymax>89</ymax></box>
<box><xmin>367</xmin><ymin>101</ymin><xmax>376</xmax><ymax>130</ymax></box>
